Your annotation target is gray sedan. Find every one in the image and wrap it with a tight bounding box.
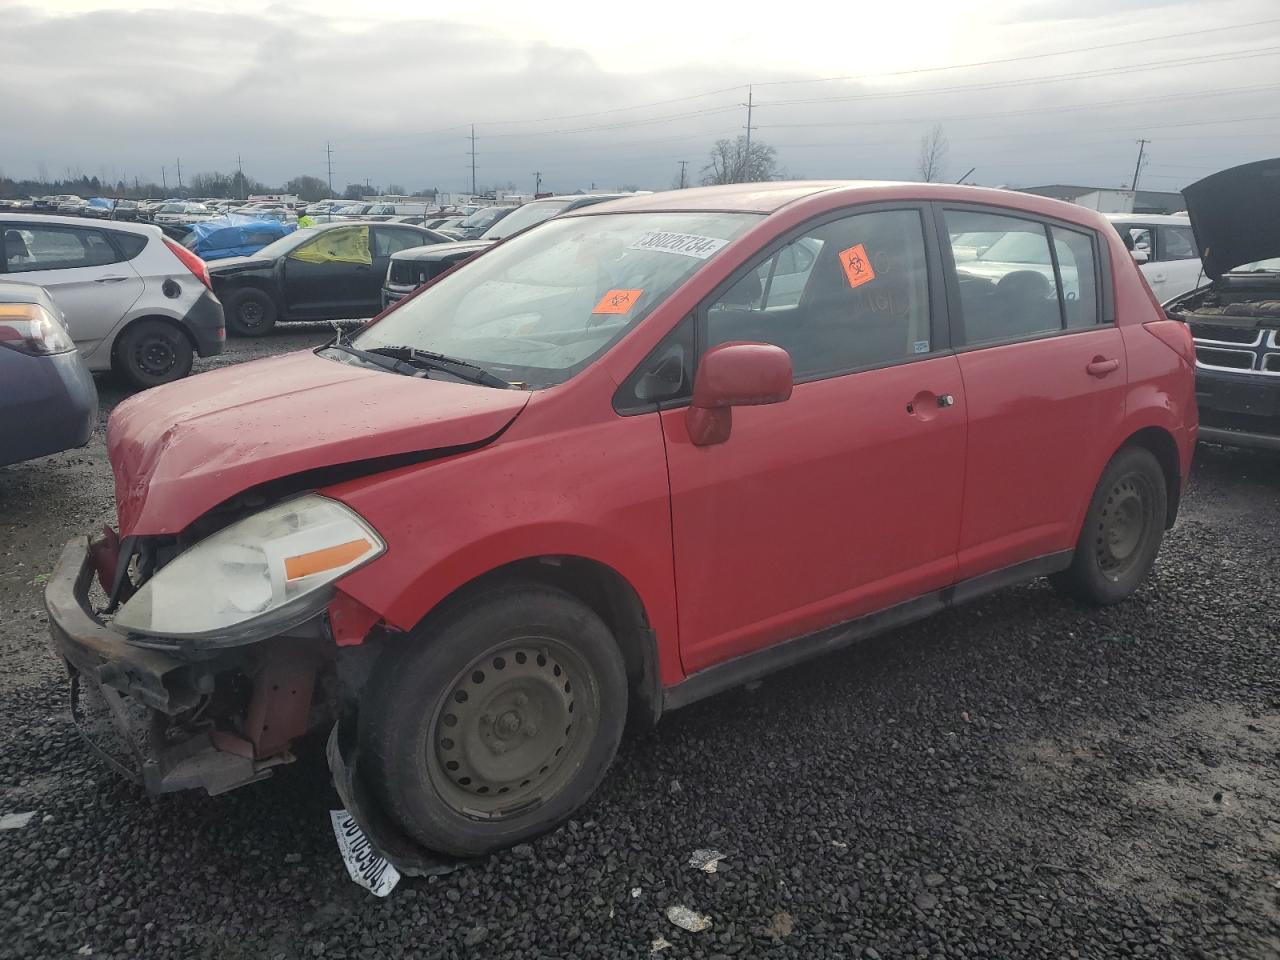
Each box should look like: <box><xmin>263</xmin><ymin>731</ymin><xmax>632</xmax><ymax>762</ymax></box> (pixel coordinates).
<box><xmin>0</xmin><ymin>282</ymin><xmax>97</xmax><ymax>466</ymax></box>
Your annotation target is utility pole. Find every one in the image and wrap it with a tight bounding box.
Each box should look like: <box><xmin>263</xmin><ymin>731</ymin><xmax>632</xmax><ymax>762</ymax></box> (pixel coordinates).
<box><xmin>1131</xmin><ymin>139</ymin><xmax>1151</xmax><ymax>192</ymax></box>
<box><xmin>533</xmin><ymin>171</ymin><xmax>542</xmax><ymax>196</ymax></box>
<box><xmin>176</xmin><ymin>158</ymin><xmax>183</xmax><ymax>192</ymax></box>
<box><xmin>161</xmin><ymin>166</ymin><xmax>167</xmax><ymax>192</ymax></box>
<box><xmin>325</xmin><ymin>142</ymin><xmax>334</xmax><ymax>198</ymax></box>
<box><xmin>678</xmin><ymin>160</ymin><xmax>689</xmax><ymax>189</ymax></box>
<box><xmin>472</xmin><ymin>128</ymin><xmax>480</xmax><ymax>195</ymax></box>
<box><xmin>742</xmin><ymin>85</ymin><xmax>754</xmax><ymax>182</ymax></box>
<box><xmin>237</xmin><ymin>154</ymin><xmax>245</xmax><ymax>200</ymax></box>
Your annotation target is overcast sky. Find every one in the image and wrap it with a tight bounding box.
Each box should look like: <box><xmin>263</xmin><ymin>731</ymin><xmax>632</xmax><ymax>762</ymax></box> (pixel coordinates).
<box><xmin>3</xmin><ymin>0</ymin><xmax>1279</xmax><ymax>195</ymax></box>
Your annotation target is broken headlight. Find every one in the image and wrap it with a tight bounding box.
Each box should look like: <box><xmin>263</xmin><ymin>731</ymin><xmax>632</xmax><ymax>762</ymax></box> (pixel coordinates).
<box><xmin>112</xmin><ymin>495</ymin><xmax>384</xmax><ymax>646</ymax></box>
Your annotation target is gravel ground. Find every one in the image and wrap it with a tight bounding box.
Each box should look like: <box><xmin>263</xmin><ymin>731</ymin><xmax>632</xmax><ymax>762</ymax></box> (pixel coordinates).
<box><xmin>1</xmin><ymin>327</ymin><xmax>1278</xmax><ymax>960</ymax></box>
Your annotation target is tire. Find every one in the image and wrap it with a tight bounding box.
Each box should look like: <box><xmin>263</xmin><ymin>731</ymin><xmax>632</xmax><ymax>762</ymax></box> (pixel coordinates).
<box><xmin>1052</xmin><ymin>446</ymin><xmax>1167</xmax><ymax>605</ymax></box>
<box><xmin>224</xmin><ymin>287</ymin><xmax>277</xmax><ymax>337</ymax></box>
<box><xmin>113</xmin><ymin>319</ymin><xmax>194</xmax><ymax>389</ymax></box>
<box><xmin>360</xmin><ymin>582</ymin><xmax>628</xmax><ymax>857</ymax></box>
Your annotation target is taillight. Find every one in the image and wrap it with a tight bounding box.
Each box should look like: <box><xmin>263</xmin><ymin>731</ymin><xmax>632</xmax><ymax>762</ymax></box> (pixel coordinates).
<box><xmin>1143</xmin><ymin>319</ymin><xmax>1196</xmax><ymax>366</ymax></box>
<box><xmin>163</xmin><ymin>238</ymin><xmax>212</xmax><ymax>290</ymax></box>
<box><xmin>0</xmin><ymin>302</ymin><xmax>76</xmax><ymax>356</ymax></box>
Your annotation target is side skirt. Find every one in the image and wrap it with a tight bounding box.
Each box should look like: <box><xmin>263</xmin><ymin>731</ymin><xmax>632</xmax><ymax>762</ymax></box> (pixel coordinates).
<box><xmin>661</xmin><ymin>550</ymin><xmax>1074</xmax><ymax>713</ymax></box>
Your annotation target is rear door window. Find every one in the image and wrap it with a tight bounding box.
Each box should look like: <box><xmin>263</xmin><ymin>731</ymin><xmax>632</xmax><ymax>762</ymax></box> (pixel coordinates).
<box><xmin>373</xmin><ymin>227</ymin><xmax>427</xmax><ymax>258</ymax></box>
<box><xmin>1159</xmin><ymin>224</ymin><xmax>1197</xmax><ymax>261</ymax></box>
<box><xmin>1049</xmin><ymin>226</ymin><xmax>1101</xmax><ymax>329</ymax></box>
<box><xmin>2</xmin><ymin>224</ymin><xmax>124</xmax><ymax>273</ymax></box>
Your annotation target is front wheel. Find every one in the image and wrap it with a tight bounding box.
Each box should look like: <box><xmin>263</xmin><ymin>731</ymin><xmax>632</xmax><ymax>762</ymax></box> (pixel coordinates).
<box><xmin>360</xmin><ymin>583</ymin><xmax>628</xmax><ymax>857</ymax></box>
<box><xmin>1052</xmin><ymin>446</ymin><xmax>1168</xmax><ymax>605</ymax></box>
<box><xmin>224</xmin><ymin>288</ymin><xmax>277</xmax><ymax>337</ymax></box>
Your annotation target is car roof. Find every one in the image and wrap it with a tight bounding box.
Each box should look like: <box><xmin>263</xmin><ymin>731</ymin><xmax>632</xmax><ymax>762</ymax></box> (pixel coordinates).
<box><xmin>565</xmin><ymin>180</ymin><xmax>1120</xmax><ymax>231</ymax></box>
<box><xmin>1103</xmin><ymin>213</ymin><xmax>1190</xmax><ymax>225</ymax></box>
<box><xmin>0</xmin><ymin>212</ymin><xmax>162</xmax><ymax>237</ymax></box>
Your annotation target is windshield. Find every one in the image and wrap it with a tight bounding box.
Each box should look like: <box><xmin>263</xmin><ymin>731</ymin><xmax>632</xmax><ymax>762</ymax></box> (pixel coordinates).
<box><xmin>252</xmin><ymin>227</ymin><xmax>320</xmax><ymax>259</ymax></box>
<box><xmin>480</xmin><ymin>200</ymin><xmax>573</xmax><ymax>240</ymax></box>
<box><xmin>459</xmin><ymin>206</ymin><xmax>508</xmax><ymax>229</ymax></box>
<box><xmin>159</xmin><ymin>203</ymin><xmax>185</xmax><ymax>213</ymax></box>
<box><xmin>353</xmin><ymin>211</ymin><xmax>760</xmax><ymax>387</ymax></box>
<box><xmin>1228</xmin><ymin>257</ymin><xmax>1280</xmax><ymax>273</ymax></box>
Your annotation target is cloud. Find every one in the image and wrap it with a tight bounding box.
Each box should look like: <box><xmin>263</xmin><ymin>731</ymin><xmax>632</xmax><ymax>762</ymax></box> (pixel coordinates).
<box><xmin>3</xmin><ymin>2</ymin><xmax>1278</xmax><ymax>194</ymax></box>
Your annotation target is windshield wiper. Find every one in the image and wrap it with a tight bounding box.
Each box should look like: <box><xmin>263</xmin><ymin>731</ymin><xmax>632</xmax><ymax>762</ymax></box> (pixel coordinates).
<box><xmin>365</xmin><ymin>345</ymin><xmax>513</xmax><ymax>389</ymax></box>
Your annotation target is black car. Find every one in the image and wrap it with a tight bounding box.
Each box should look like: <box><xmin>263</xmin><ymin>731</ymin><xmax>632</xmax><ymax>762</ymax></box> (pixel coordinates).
<box><xmin>382</xmin><ymin>194</ymin><xmax>629</xmax><ymax>309</ymax></box>
<box><xmin>208</xmin><ymin>221</ymin><xmax>448</xmax><ymax>335</ymax></box>
<box><xmin>1166</xmin><ymin>158</ymin><xmax>1280</xmax><ymax>451</ymax></box>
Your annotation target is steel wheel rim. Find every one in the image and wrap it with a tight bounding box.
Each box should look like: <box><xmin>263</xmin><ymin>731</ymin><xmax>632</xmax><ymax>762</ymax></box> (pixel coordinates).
<box><xmin>239</xmin><ymin>301</ymin><xmax>264</xmax><ymax>328</ymax></box>
<box><xmin>427</xmin><ymin>638</ymin><xmax>597</xmax><ymax>820</ymax></box>
<box><xmin>135</xmin><ymin>337</ymin><xmax>175</xmax><ymax>377</ymax></box>
<box><xmin>1095</xmin><ymin>472</ymin><xmax>1154</xmax><ymax>580</ymax></box>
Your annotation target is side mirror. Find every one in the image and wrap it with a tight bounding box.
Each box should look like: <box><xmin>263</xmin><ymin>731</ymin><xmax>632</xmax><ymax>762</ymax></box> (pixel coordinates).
<box><xmin>1131</xmin><ymin>249</ymin><xmax>1149</xmax><ymax>264</ymax></box>
<box><xmin>686</xmin><ymin>342</ymin><xmax>793</xmax><ymax>446</ymax></box>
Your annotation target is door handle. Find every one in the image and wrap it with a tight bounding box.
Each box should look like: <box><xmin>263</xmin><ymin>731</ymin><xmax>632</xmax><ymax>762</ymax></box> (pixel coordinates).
<box><xmin>1086</xmin><ymin>357</ymin><xmax>1120</xmax><ymax>377</ymax></box>
<box><xmin>906</xmin><ymin>392</ymin><xmax>955</xmax><ymax>415</ymax></box>
<box><xmin>936</xmin><ymin>394</ymin><xmax>955</xmax><ymax>408</ymax></box>
<box><xmin>94</xmin><ymin>275</ymin><xmax>129</xmax><ymax>283</ymax></box>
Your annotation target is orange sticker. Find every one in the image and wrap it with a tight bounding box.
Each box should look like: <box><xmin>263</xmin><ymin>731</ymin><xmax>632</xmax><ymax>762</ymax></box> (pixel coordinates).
<box><xmin>592</xmin><ymin>289</ymin><xmax>644</xmax><ymax>314</ymax></box>
<box><xmin>838</xmin><ymin>243</ymin><xmax>876</xmax><ymax>289</ymax></box>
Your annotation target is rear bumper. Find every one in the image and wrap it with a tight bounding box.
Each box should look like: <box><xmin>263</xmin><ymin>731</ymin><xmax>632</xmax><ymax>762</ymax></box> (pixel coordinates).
<box><xmin>45</xmin><ymin>537</ymin><xmax>310</xmax><ymax>795</ymax></box>
<box><xmin>0</xmin><ymin>350</ymin><xmax>97</xmax><ymax>466</ymax></box>
<box><xmin>182</xmin><ymin>288</ymin><xmax>226</xmax><ymax>357</ymax></box>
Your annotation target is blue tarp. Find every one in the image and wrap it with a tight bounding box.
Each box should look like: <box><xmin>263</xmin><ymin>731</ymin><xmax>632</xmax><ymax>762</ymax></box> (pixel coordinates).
<box><xmin>88</xmin><ymin>197</ymin><xmax>113</xmax><ymax>209</ymax></box>
<box><xmin>185</xmin><ymin>215</ymin><xmax>295</xmax><ymax>261</ymax></box>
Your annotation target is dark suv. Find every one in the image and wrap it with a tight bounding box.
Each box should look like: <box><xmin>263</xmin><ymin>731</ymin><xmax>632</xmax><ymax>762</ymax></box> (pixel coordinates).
<box><xmin>1165</xmin><ymin>158</ymin><xmax>1280</xmax><ymax>450</ymax></box>
<box><xmin>381</xmin><ymin>195</ymin><xmax>631</xmax><ymax>309</ymax></box>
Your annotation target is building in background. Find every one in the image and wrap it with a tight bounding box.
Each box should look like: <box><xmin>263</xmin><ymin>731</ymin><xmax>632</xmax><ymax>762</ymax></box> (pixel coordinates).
<box><xmin>1016</xmin><ymin>184</ymin><xmax>1185</xmax><ymax>215</ymax></box>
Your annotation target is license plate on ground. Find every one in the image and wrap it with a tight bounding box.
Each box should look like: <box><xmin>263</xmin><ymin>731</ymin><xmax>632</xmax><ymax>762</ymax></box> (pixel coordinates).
<box><xmin>330</xmin><ymin>809</ymin><xmax>401</xmax><ymax>897</ymax></box>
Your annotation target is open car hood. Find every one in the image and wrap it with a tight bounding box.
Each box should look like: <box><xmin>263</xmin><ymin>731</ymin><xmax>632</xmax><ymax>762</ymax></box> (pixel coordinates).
<box><xmin>108</xmin><ymin>350</ymin><xmax>529</xmax><ymax>536</ymax></box>
<box><xmin>1182</xmin><ymin>158</ymin><xmax>1280</xmax><ymax>281</ymax></box>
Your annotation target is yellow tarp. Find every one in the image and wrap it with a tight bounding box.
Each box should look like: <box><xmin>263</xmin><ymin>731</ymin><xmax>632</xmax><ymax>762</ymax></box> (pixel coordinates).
<box><xmin>288</xmin><ymin>225</ymin><xmax>371</xmax><ymax>265</ymax></box>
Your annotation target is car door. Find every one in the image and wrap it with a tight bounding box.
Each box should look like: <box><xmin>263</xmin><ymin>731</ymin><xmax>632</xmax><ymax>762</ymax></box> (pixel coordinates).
<box><xmin>282</xmin><ymin>225</ymin><xmax>372</xmax><ymax>319</ymax></box>
<box><xmin>1155</xmin><ymin>222</ymin><xmax>1204</xmax><ymax>298</ymax></box>
<box><xmin>939</xmin><ymin>206</ymin><xmax>1126</xmax><ymax>579</ymax></box>
<box><xmin>1</xmin><ymin>221</ymin><xmax>143</xmax><ymax>358</ymax></box>
<box><xmin>369</xmin><ymin>227</ymin><xmax>431</xmax><ymax>313</ymax></box>
<box><xmin>655</xmin><ymin>206</ymin><xmax>967</xmax><ymax>673</ymax></box>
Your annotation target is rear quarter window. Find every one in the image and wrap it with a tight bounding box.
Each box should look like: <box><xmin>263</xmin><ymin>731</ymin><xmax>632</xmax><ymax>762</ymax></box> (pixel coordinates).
<box><xmin>111</xmin><ymin>232</ymin><xmax>148</xmax><ymax>260</ymax></box>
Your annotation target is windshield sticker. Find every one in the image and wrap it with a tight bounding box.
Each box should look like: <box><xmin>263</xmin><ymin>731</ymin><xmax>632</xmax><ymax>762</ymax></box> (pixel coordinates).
<box><xmin>838</xmin><ymin>243</ymin><xmax>876</xmax><ymax>288</ymax></box>
<box><xmin>913</xmin><ymin>340</ymin><xmax>931</xmax><ymax>354</ymax></box>
<box><xmin>628</xmin><ymin>232</ymin><xmax>729</xmax><ymax>260</ymax></box>
<box><xmin>593</xmin><ymin>289</ymin><xmax>644</xmax><ymax>314</ymax></box>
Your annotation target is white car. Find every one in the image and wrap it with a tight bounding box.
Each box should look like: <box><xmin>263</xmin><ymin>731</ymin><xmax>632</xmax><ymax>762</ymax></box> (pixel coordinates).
<box><xmin>0</xmin><ymin>214</ymin><xmax>224</xmax><ymax>388</ymax></box>
<box><xmin>152</xmin><ymin>202</ymin><xmax>216</xmax><ymax>226</ymax></box>
<box><xmin>1104</xmin><ymin>213</ymin><xmax>1204</xmax><ymax>301</ymax></box>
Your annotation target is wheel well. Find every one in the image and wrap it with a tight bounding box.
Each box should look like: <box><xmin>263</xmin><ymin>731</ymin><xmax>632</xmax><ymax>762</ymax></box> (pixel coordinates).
<box><xmin>223</xmin><ymin>279</ymin><xmax>282</xmax><ymax>311</ymax></box>
<box><xmin>414</xmin><ymin>558</ymin><xmax>662</xmax><ymax>729</ymax></box>
<box><xmin>110</xmin><ymin>314</ymin><xmax>197</xmax><ymax>366</ymax></box>
<box><xmin>1122</xmin><ymin>426</ymin><xmax>1181</xmax><ymax>528</ymax></box>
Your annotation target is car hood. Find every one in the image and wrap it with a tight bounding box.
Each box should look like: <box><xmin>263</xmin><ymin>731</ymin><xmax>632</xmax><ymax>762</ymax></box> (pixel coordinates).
<box><xmin>393</xmin><ymin>238</ymin><xmax>494</xmax><ymax>263</ymax></box>
<box><xmin>108</xmin><ymin>350</ymin><xmax>530</xmax><ymax>536</ymax></box>
<box><xmin>1182</xmin><ymin>158</ymin><xmax>1280</xmax><ymax>281</ymax></box>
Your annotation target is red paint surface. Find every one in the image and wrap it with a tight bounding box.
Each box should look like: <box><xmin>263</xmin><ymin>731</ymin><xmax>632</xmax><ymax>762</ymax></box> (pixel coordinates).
<box><xmin>106</xmin><ymin>182</ymin><xmax>1196</xmax><ymax>690</ymax></box>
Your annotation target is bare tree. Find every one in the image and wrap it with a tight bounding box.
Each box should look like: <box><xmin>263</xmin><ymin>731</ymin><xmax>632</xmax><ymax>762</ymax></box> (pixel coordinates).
<box><xmin>917</xmin><ymin>124</ymin><xmax>949</xmax><ymax>183</ymax></box>
<box><xmin>702</xmin><ymin>136</ymin><xmax>780</xmax><ymax>185</ymax></box>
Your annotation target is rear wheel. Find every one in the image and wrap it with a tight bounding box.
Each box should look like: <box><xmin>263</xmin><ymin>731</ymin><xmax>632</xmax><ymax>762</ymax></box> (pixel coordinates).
<box><xmin>1052</xmin><ymin>446</ymin><xmax>1167</xmax><ymax>605</ymax></box>
<box><xmin>360</xmin><ymin>583</ymin><xmax>627</xmax><ymax>857</ymax></box>
<box><xmin>225</xmin><ymin>288</ymin><xmax>277</xmax><ymax>337</ymax></box>
<box><xmin>113</xmin><ymin>319</ymin><xmax>193</xmax><ymax>389</ymax></box>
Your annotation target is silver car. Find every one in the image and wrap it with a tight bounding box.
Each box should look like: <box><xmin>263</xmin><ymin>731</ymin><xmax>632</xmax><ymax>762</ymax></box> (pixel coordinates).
<box><xmin>0</xmin><ymin>214</ymin><xmax>224</xmax><ymax>388</ymax></box>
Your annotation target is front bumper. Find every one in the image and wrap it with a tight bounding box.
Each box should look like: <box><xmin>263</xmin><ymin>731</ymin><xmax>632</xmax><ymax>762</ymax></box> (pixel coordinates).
<box><xmin>45</xmin><ymin>536</ymin><xmax>310</xmax><ymax>795</ymax></box>
<box><xmin>1194</xmin><ymin>366</ymin><xmax>1280</xmax><ymax>450</ymax></box>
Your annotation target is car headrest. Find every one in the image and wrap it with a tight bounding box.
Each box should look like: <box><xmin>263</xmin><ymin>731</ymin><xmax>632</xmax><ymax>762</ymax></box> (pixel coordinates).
<box><xmin>4</xmin><ymin>230</ymin><xmax>30</xmax><ymax>259</ymax></box>
<box><xmin>996</xmin><ymin>269</ymin><xmax>1052</xmax><ymax>300</ymax></box>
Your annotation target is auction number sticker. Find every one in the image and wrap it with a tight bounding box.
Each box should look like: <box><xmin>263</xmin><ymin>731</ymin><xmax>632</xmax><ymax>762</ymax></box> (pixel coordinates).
<box><xmin>838</xmin><ymin>243</ymin><xmax>877</xmax><ymax>288</ymax></box>
<box><xmin>593</xmin><ymin>289</ymin><xmax>644</xmax><ymax>314</ymax></box>
<box><xmin>628</xmin><ymin>232</ymin><xmax>729</xmax><ymax>259</ymax></box>
<box><xmin>330</xmin><ymin>809</ymin><xmax>400</xmax><ymax>897</ymax></box>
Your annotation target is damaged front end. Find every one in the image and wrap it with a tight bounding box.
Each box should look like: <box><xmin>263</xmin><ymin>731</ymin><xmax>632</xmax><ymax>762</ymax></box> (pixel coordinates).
<box><xmin>45</xmin><ymin>494</ymin><xmax>387</xmax><ymax>797</ymax></box>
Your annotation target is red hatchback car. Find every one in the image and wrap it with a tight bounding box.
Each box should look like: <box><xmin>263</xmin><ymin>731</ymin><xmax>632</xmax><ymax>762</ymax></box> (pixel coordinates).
<box><xmin>47</xmin><ymin>181</ymin><xmax>1196</xmax><ymax>864</ymax></box>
